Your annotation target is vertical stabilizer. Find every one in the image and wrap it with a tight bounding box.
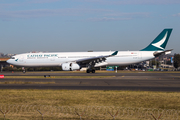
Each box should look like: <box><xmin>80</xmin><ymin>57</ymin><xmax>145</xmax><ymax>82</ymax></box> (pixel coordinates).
<box><xmin>141</xmin><ymin>29</ymin><xmax>172</xmax><ymax>51</ymax></box>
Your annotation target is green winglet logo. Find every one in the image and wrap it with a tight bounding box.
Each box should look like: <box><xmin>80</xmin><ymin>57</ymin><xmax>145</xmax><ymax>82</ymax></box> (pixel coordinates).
<box><xmin>15</xmin><ymin>59</ymin><xmax>18</xmax><ymax>62</ymax></box>
<box><xmin>112</xmin><ymin>51</ymin><xmax>118</xmax><ymax>55</ymax></box>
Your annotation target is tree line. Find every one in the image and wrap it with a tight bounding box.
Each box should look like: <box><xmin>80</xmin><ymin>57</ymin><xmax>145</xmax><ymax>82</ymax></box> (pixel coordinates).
<box><xmin>174</xmin><ymin>54</ymin><xmax>180</xmax><ymax>69</ymax></box>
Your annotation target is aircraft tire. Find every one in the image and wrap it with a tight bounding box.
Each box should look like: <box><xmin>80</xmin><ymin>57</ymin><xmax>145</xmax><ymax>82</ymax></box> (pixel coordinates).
<box><xmin>86</xmin><ymin>69</ymin><xmax>90</xmax><ymax>73</ymax></box>
<box><xmin>92</xmin><ymin>69</ymin><xmax>95</xmax><ymax>73</ymax></box>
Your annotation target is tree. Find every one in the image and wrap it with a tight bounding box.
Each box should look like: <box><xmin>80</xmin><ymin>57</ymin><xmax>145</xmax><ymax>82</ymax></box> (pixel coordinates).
<box><xmin>173</xmin><ymin>54</ymin><xmax>180</xmax><ymax>68</ymax></box>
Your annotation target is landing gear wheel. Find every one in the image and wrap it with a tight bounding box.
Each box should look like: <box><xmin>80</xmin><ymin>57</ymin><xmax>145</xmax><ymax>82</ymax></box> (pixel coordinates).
<box><xmin>22</xmin><ymin>67</ymin><xmax>26</xmax><ymax>73</ymax></box>
<box><xmin>86</xmin><ymin>69</ymin><xmax>90</xmax><ymax>73</ymax></box>
<box><xmin>92</xmin><ymin>69</ymin><xmax>95</xmax><ymax>73</ymax></box>
<box><xmin>23</xmin><ymin>70</ymin><xmax>26</xmax><ymax>73</ymax></box>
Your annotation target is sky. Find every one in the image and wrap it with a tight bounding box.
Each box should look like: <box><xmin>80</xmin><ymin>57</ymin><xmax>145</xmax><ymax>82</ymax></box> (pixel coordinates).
<box><xmin>1</xmin><ymin>0</ymin><xmax>180</xmax><ymax>54</ymax></box>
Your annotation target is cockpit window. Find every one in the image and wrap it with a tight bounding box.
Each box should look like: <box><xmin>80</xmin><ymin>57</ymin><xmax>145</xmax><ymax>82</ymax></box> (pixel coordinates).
<box><xmin>11</xmin><ymin>57</ymin><xmax>15</xmax><ymax>59</ymax></box>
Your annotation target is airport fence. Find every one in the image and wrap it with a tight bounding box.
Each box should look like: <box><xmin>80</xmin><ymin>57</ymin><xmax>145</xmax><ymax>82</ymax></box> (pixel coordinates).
<box><xmin>0</xmin><ymin>105</ymin><xmax>179</xmax><ymax>120</ymax></box>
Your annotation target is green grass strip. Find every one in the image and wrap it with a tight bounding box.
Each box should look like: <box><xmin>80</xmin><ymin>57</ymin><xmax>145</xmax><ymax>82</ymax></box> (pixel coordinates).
<box><xmin>0</xmin><ymin>89</ymin><xmax>180</xmax><ymax>110</ymax></box>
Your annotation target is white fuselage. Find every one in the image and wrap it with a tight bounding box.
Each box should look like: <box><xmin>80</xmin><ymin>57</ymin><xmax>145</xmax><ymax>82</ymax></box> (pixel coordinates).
<box><xmin>7</xmin><ymin>51</ymin><xmax>155</xmax><ymax>67</ymax></box>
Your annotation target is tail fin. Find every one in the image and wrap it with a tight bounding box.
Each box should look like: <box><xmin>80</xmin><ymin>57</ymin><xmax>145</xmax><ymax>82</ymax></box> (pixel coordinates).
<box><xmin>141</xmin><ymin>29</ymin><xmax>172</xmax><ymax>51</ymax></box>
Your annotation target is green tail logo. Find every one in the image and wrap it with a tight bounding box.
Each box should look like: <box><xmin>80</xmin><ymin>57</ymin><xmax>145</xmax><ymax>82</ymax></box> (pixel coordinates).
<box><xmin>141</xmin><ymin>29</ymin><xmax>172</xmax><ymax>51</ymax></box>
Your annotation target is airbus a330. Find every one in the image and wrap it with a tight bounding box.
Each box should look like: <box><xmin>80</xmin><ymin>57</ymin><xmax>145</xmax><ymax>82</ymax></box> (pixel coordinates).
<box><xmin>7</xmin><ymin>29</ymin><xmax>173</xmax><ymax>73</ymax></box>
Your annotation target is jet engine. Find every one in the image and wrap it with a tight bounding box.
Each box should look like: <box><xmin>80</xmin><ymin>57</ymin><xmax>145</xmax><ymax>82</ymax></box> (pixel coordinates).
<box><xmin>62</xmin><ymin>63</ymin><xmax>80</xmax><ymax>71</ymax></box>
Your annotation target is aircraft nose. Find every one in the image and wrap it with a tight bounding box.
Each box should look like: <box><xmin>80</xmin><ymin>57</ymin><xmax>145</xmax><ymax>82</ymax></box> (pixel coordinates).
<box><xmin>6</xmin><ymin>59</ymin><xmax>12</xmax><ymax>64</ymax></box>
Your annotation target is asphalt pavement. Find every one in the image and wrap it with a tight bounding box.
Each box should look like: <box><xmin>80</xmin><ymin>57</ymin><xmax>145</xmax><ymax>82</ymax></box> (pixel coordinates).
<box><xmin>0</xmin><ymin>71</ymin><xmax>180</xmax><ymax>92</ymax></box>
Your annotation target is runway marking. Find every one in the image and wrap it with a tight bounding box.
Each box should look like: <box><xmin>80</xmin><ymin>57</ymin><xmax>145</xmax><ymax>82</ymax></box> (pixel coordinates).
<box><xmin>104</xmin><ymin>81</ymin><xmax>110</xmax><ymax>85</ymax></box>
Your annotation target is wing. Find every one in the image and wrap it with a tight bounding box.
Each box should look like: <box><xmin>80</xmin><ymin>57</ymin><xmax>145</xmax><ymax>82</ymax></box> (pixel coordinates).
<box><xmin>74</xmin><ymin>51</ymin><xmax>118</xmax><ymax>65</ymax></box>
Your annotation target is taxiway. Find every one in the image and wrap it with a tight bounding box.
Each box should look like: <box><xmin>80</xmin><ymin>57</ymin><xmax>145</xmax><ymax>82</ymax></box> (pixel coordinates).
<box><xmin>0</xmin><ymin>72</ymin><xmax>180</xmax><ymax>91</ymax></box>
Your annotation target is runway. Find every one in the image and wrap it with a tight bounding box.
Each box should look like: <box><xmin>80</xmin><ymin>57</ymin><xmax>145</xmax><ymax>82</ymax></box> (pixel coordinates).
<box><xmin>1</xmin><ymin>72</ymin><xmax>180</xmax><ymax>92</ymax></box>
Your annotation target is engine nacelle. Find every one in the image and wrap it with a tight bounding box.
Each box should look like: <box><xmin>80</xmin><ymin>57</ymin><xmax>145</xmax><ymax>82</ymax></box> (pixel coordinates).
<box><xmin>62</xmin><ymin>63</ymin><xmax>80</xmax><ymax>71</ymax></box>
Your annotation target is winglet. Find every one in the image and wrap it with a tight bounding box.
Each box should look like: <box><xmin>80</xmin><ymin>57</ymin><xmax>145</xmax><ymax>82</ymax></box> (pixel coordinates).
<box><xmin>111</xmin><ymin>51</ymin><xmax>118</xmax><ymax>56</ymax></box>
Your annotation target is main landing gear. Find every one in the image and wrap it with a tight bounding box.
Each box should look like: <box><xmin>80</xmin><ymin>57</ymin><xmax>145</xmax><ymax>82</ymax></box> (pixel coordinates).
<box><xmin>86</xmin><ymin>69</ymin><xmax>95</xmax><ymax>73</ymax></box>
<box><xmin>22</xmin><ymin>67</ymin><xmax>26</xmax><ymax>73</ymax></box>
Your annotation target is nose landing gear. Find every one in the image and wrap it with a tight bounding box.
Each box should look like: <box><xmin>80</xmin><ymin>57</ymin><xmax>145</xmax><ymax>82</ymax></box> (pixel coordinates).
<box><xmin>22</xmin><ymin>67</ymin><xmax>26</xmax><ymax>73</ymax></box>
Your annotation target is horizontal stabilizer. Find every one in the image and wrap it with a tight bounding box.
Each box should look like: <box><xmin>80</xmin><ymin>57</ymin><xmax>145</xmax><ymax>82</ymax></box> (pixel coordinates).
<box><xmin>153</xmin><ymin>49</ymin><xmax>173</xmax><ymax>57</ymax></box>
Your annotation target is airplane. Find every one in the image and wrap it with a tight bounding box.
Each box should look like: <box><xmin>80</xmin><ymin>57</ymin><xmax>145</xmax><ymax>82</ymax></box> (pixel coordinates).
<box><xmin>7</xmin><ymin>29</ymin><xmax>173</xmax><ymax>73</ymax></box>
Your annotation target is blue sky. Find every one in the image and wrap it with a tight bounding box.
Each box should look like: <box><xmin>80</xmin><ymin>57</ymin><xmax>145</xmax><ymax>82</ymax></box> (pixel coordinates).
<box><xmin>1</xmin><ymin>0</ymin><xmax>180</xmax><ymax>54</ymax></box>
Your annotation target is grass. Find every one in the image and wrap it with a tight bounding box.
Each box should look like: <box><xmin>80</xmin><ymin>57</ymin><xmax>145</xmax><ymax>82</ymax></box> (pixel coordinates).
<box><xmin>0</xmin><ymin>90</ymin><xmax>180</xmax><ymax>119</ymax></box>
<box><xmin>0</xmin><ymin>89</ymin><xmax>180</xmax><ymax>110</ymax></box>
